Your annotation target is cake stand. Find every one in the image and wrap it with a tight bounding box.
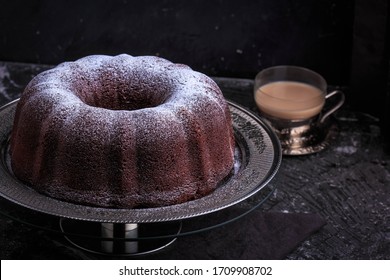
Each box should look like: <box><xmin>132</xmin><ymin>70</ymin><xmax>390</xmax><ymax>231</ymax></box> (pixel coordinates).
<box><xmin>0</xmin><ymin>100</ymin><xmax>282</xmax><ymax>256</ymax></box>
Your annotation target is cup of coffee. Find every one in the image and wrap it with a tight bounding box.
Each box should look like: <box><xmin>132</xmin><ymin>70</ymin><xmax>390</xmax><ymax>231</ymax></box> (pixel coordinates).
<box><xmin>254</xmin><ymin>65</ymin><xmax>345</xmax><ymax>155</ymax></box>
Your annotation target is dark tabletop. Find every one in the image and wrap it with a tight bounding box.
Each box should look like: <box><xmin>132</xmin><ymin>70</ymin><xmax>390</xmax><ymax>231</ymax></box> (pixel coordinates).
<box><xmin>0</xmin><ymin>61</ymin><xmax>389</xmax><ymax>260</ymax></box>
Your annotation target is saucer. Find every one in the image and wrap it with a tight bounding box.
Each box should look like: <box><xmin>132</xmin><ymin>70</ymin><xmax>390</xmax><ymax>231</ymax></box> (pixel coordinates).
<box><xmin>275</xmin><ymin>117</ymin><xmax>338</xmax><ymax>156</ymax></box>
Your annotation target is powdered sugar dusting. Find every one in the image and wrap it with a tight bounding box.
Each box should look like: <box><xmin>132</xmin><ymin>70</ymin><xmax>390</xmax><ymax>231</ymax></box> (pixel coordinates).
<box><xmin>24</xmin><ymin>53</ymin><xmax>230</xmax><ymax>124</ymax></box>
<box><xmin>12</xmin><ymin>54</ymin><xmax>235</xmax><ymax>208</ymax></box>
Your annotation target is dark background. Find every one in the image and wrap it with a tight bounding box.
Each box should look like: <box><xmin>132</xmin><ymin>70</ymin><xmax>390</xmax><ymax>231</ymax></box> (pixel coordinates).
<box><xmin>0</xmin><ymin>0</ymin><xmax>389</xmax><ymax>142</ymax></box>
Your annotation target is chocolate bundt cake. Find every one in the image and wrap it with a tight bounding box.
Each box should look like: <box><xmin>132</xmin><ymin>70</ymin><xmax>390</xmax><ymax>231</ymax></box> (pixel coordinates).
<box><xmin>9</xmin><ymin>54</ymin><xmax>235</xmax><ymax>208</ymax></box>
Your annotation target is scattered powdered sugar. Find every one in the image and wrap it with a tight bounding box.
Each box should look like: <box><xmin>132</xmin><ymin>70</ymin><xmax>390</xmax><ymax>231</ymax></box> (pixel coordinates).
<box><xmin>335</xmin><ymin>146</ymin><xmax>358</xmax><ymax>154</ymax></box>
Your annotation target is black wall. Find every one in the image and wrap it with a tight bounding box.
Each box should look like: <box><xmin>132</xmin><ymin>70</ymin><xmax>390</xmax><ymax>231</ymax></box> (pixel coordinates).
<box><xmin>1</xmin><ymin>0</ymin><xmax>353</xmax><ymax>86</ymax></box>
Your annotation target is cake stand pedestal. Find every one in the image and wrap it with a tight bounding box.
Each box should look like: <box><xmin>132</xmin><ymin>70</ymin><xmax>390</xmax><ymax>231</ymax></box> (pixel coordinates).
<box><xmin>59</xmin><ymin>219</ymin><xmax>183</xmax><ymax>256</ymax></box>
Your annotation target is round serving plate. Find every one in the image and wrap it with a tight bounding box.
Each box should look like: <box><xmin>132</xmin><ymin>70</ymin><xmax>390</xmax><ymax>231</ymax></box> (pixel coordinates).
<box><xmin>0</xmin><ymin>99</ymin><xmax>281</xmax><ymax>224</ymax></box>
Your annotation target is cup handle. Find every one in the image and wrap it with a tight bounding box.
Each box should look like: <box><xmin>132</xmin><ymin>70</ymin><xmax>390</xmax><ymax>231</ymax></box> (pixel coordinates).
<box><xmin>320</xmin><ymin>90</ymin><xmax>345</xmax><ymax>123</ymax></box>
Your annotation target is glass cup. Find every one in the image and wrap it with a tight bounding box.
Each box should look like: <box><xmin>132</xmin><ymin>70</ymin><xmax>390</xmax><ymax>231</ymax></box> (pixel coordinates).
<box><xmin>254</xmin><ymin>65</ymin><xmax>345</xmax><ymax>155</ymax></box>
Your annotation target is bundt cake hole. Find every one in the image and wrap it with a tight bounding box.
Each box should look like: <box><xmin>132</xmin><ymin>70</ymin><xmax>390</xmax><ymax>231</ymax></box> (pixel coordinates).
<box><xmin>80</xmin><ymin>86</ymin><xmax>172</xmax><ymax>112</ymax></box>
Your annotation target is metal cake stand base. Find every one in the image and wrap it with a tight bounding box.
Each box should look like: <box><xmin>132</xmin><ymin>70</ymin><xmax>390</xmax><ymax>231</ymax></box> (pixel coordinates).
<box><xmin>59</xmin><ymin>219</ymin><xmax>182</xmax><ymax>256</ymax></box>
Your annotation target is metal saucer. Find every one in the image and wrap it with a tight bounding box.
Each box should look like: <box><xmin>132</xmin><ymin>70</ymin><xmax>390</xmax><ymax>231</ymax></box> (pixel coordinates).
<box><xmin>259</xmin><ymin>112</ymin><xmax>339</xmax><ymax>156</ymax></box>
<box><xmin>277</xmin><ymin>118</ymin><xmax>338</xmax><ymax>156</ymax></box>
